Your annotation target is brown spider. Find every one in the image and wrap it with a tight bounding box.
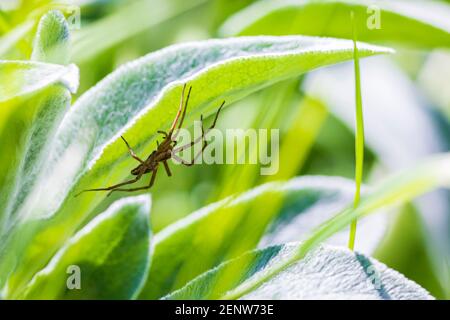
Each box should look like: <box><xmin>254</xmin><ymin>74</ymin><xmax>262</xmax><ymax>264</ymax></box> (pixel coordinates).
<box><xmin>76</xmin><ymin>84</ymin><xmax>225</xmax><ymax>197</ymax></box>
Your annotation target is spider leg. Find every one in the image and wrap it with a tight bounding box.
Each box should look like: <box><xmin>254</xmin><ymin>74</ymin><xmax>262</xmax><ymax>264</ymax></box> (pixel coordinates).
<box><xmin>168</xmin><ymin>84</ymin><xmax>187</xmax><ymax>136</ymax></box>
<box><xmin>210</xmin><ymin>100</ymin><xmax>225</xmax><ymax>129</ymax></box>
<box><xmin>173</xmin><ymin>101</ymin><xmax>224</xmax><ymax>153</ymax></box>
<box><xmin>175</xmin><ymin>86</ymin><xmax>192</xmax><ymax>130</ymax></box>
<box><xmin>172</xmin><ymin>86</ymin><xmax>192</xmax><ymax>141</ymax></box>
<box><xmin>121</xmin><ymin>136</ymin><xmax>144</xmax><ymax>163</ymax></box>
<box><xmin>163</xmin><ymin>160</ymin><xmax>172</xmax><ymax>176</ymax></box>
<box><xmin>157</xmin><ymin>130</ymin><xmax>168</xmax><ymax>138</ymax></box>
<box><xmin>172</xmin><ymin>115</ymin><xmax>204</xmax><ymax>153</ymax></box>
<box><xmin>172</xmin><ymin>139</ymin><xmax>207</xmax><ymax>167</ymax></box>
<box><xmin>75</xmin><ymin>174</ymin><xmax>143</xmax><ymax>197</ymax></box>
<box><xmin>172</xmin><ymin>136</ymin><xmax>202</xmax><ymax>153</ymax></box>
<box><xmin>108</xmin><ymin>166</ymin><xmax>158</xmax><ymax>195</ymax></box>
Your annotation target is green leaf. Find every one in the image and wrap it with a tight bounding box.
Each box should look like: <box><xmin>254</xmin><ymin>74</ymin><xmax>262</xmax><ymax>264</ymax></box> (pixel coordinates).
<box><xmin>0</xmin><ymin>87</ymin><xmax>71</xmax><ymax>228</ymax></box>
<box><xmin>220</xmin><ymin>0</ymin><xmax>450</xmax><ymax>49</ymax></box>
<box><xmin>0</xmin><ymin>12</ymin><xmax>75</xmax><ymax>226</ymax></box>
<box><xmin>0</xmin><ymin>61</ymin><xmax>78</xmax><ymax>232</ymax></box>
<box><xmin>13</xmin><ymin>195</ymin><xmax>151</xmax><ymax>299</ymax></box>
<box><xmin>0</xmin><ymin>61</ymin><xmax>78</xmax><ymax>102</ymax></box>
<box><xmin>219</xmin><ymin>153</ymin><xmax>450</xmax><ymax>299</ymax></box>
<box><xmin>165</xmin><ymin>243</ymin><xmax>433</xmax><ymax>300</ymax></box>
<box><xmin>31</xmin><ymin>10</ymin><xmax>70</xmax><ymax>65</ymax></box>
<box><xmin>0</xmin><ymin>36</ymin><xmax>392</xmax><ymax>293</ymax></box>
<box><xmin>140</xmin><ymin>176</ymin><xmax>386</xmax><ymax>299</ymax></box>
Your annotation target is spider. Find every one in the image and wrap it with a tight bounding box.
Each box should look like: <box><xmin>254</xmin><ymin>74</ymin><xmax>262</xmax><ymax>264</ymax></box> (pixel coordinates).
<box><xmin>76</xmin><ymin>84</ymin><xmax>224</xmax><ymax>197</ymax></box>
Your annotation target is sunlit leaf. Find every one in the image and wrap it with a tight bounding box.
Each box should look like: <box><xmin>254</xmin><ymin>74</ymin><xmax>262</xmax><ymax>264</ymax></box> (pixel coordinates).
<box><xmin>167</xmin><ymin>154</ymin><xmax>449</xmax><ymax>300</ymax></box>
<box><xmin>31</xmin><ymin>10</ymin><xmax>70</xmax><ymax>65</ymax></box>
<box><xmin>217</xmin><ymin>153</ymin><xmax>449</xmax><ymax>300</ymax></box>
<box><xmin>0</xmin><ymin>61</ymin><xmax>78</xmax><ymax>102</ymax></box>
<box><xmin>165</xmin><ymin>243</ymin><xmax>433</xmax><ymax>300</ymax></box>
<box><xmin>0</xmin><ymin>61</ymin><xmax>78</xmax><ymax>234</ymax></box>
<box><xmin>15</xmin><ymin>195</ymin><xmax>151</xmax><ymax>299</ymax></box>
<box><xmin>0</xmin><ymin>36</ymin><xmax>392</xmax><ymax>293</ymax></box>
<box><xmin>140</xmin><ymin>176</ymin><xmax>386</xmax><ymax>299</ymax></box>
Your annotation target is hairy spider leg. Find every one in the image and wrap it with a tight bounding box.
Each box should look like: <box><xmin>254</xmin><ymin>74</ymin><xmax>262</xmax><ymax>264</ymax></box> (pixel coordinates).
<box><xmin>108</xmin><ymin>165</ymin><xmax>159</xmax><ymax>195</ymax></box>
<box><xmin>75</xmin><ymin>171</ymin><xmax>145</xmax><ymax>197</ymax></box>
<box><xmin>173</xmin><ymin>100</ymin><xmax>225</xmax><ymax>153</ymax></box>
<box><xmin>172</xmin><ymin>86</ymin><xmax>192</xmax><ymax>141</ymax></box>
<box><xmin>157</xmin><ymin>130</ymin><xmax>168</xmax><ymax>137</ymax></box>
<box><xmin>172</xmin><ymin>112</ymin><xmax>208</xmax><ymax>166</ymax></box>
<box><xmin>168</xmin><ymin>84</ymin><xmax>187</xmax><ymax>135</ymax></box>
<box><xmin>121</xmin><ymin>135</ymin><xmax>144</xmax><ymax>163</ymax></box>
<box><xmin>172</xmin><ymin>140</ymin><xmax>207</xmax><ymax>167</ymax></box>
<box><xmin>163</xmin><ymin>160</ymin><xmax>172</xmax><ymax>176</ymax></box>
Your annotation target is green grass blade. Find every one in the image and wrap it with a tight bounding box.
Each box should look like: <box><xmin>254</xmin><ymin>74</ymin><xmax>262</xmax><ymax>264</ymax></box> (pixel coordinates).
<box><xmin>348</xmin><ymin>11</ymin><xmax>365</xmax><ymax>250</ymax></box>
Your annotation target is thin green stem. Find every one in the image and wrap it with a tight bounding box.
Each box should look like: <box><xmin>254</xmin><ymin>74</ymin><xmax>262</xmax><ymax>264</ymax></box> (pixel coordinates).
<box><xmin>348</xmin><ymin>11</ymin><xmax>365</xmax><ymax>250</ymax></box>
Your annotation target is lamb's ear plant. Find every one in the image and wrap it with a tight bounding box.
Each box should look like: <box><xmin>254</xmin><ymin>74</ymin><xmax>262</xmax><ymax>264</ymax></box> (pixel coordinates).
<box><xmin>161</xmin><ymin>153</ymin><xmax>450</xmax><ymax>300</ymax></box>
<box><xmin>219</xmin><ymin>0</ymin><xmax>450</xmax><ymax>299</ymax></box>
<box><xmin>17</xmin><ymin>195</ymin><xmax>152</xmax><ymax>300</ymax></box>
<box><xmin>165</xmin><ymin>244</ymin><xmax>433</xmax><ymax>300</ymax></box>
<box><xmin>0</xmin><ymin>34</ymin><xmax>393</xmax><ymax>298</ymax></box>
<box><xmin>0</xmin><ymin>1</ymin><xmax>449</xmax><ymax>300</ymax></box>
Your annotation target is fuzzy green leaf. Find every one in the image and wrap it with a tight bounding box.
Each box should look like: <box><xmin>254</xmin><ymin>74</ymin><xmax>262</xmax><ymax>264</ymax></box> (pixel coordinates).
<box><xmin>140</xmin><ymin>176</ymin><xmax>386</xmax><ymax>299</ymax></box>
<box><xmin>166</xmin><ymin>151</ymin><xmax>450</xmax><ymax>300</ymax></box>
<box><xmin>31</xmin><ymin>10</ymin><xmax>70</xmax><ymax>65</ymax></box>
<box><xmin>13</xmin><ymin>195</ymin><xmax>151</xmax><ymax>299</ymax></box>
<box><xmin>165</xmin><ymin>243</ymin><xmax>433</xmax><ymax>300</ymax></box>
<box><xmin>220</xmin><ymin>153</ymin><xmax>450</xmax><ymax>299</ymax></box>
<box><xmin>0</xmin><ymin>61</ymin><xmax>78</xmax><ymax>234</ymax></box>
<box><xmin>0</xmin><ymin>36</ymin><xmax>392</xmax><ymax>293</ymax></box>
<box><xmin>0</xmin><ymin>61</ymin><xmax>78</xmax><ymax>102</ymax></box>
